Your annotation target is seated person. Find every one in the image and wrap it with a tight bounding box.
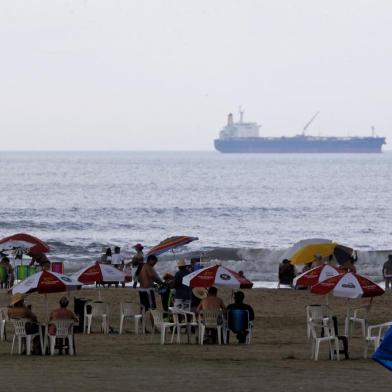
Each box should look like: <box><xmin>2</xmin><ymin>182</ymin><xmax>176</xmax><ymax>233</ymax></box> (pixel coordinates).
<box><xmin>196</xmin><ymin>286</ymin><xmax>225</xmax><ymax>343</ymax></box>
<box><xmin>227</xmin><ymin>291</ymin><xmax>254</xmax><ymax>343</ymax></box>
<box><xmin>196</xmin><ymin>286</ymin><xmax>226</xmax><ymax>313</ymax></box>
<box><xmin>8</xmin><ymin>293</ymin><xmax>41</xmax><ymax>354</ymax></box>
<box><xmin>48</xmin><ymin>296</ymin><xmax>78</xmax><ymax>336</ymax></box>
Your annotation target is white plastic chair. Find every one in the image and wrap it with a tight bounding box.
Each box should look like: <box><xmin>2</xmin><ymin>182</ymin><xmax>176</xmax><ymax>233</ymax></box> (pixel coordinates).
<box><xmin>169</xmin><ymin>307</ymin><xmax>198</xmax><ymax>344</ymax></box>
<box><xmin>345</xmin><ymin>304</ymin><xmax>371</xmax><ymax>337</ymax></box>
<box><xmin>0</xmin><ymin>307</ymin><xmax>9</xmax><ymax>341</ymax></box>
<box><xmin>309</xmin><ymin>318</ymin><xmax>340</xmax><ymax>361</ymax></box>
<box><xmin>119</xmin><ymin>302</ymin><xmax>145</xmax><ymax>335</ymax></box>
<box><xmin>306</xmin><ymin>305</ymin><xmax>331</xmax><ymax>339</ymax></box>
<box><xmin>10</xmin><ymin>318</ymin><xmax>43</xmax><ymax>356</ymax></box>
<box><xmin>150</xmin><ymin>309</ymin><xmax>176</xmax><ymax>344</ymax></box>
<box><xmin>198</xmin><ymin>310</ymin><xmax>225</xmax><ymax>345</ymax></box>
<box><xmin>363</xmin><ymin>321</ymin><xmax>392</xmax><ymax>359</ymax></box>
<box><xmin>48</xmin><ymin>319</ymin><xmax>75</xmax><ymax>356</ymax></box>
<box><xmin>84</xmin><ymin>301</ymin><xmax>110</xmax><ymax>334</ymax></box>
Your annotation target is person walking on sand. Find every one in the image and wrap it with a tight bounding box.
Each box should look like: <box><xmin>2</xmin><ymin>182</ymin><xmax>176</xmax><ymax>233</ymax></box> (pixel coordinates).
<box><xmin>278</xmin><ymin>259</ymin><xmax>296</xmax><ymax>287</ymax></box>
<box><xmin>383</xmin><ymin>255</ymin><xmax>392</xmax><ymax>290</ymax></box>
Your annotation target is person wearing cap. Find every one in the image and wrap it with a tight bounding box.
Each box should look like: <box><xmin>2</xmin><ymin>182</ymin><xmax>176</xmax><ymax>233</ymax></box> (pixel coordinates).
<box><xmin>383</xmin><ymin>255</ymin><xmax>392</xmax><ymax>290</ymax></box>
<box><xmin>173</xmin><ymin>258</ymin><xmax>192</xmax><ymax>311</ymax></box>
<box><xmin>126</xmin><ymin>243</ymin><xmax>144</xmax><ymax>288</ymax></box>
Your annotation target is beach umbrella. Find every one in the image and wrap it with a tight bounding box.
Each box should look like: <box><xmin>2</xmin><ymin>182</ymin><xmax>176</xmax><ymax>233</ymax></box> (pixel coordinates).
<box><xmin>311</xmin><ymin>272</ymin><xmax>384</xmax><ymax>299</ymax></box>
<box><xmin>293</xmin><ymin>264</ymin><xmax>342</xmax><ymax>288</ymax></box>
<box><xmin>0</xmin><ymin>233</ymin><xmax>49</xmax><ymax>256</ymax></box>
<box><xmin>11</xmin><ymin>270</ymin><xmax>82</xmax><ymax>320</ymax></box>
<box><xmin>71</xmin><ymin>262</ymin><xmax>126</xmax><ymax>300</ymax></box>
<box><xmin>147</xmin><ymin>236</ymin><xmax>199</xmax><ymax>256</ymax></box>
<box><xmin>183</xmin><ymin>264</ymin><xmax>253</xmax><ymax>289</ymax></box>
<box><xmin>283</xmin><ymin>238</ymin><xmax>354</xmax><ymax>266</ymax></box>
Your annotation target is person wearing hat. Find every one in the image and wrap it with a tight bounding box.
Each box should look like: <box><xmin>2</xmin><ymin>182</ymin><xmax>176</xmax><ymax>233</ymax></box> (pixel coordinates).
<box><xmin>191</xmin><ymin>287</ymin><xmax>208</xmax><ymax>310</ymax></box>
<box><xmin>383</xmin><ymin>255</ymin><xmax>392</xmax><ymax>290</ymax></box>
<box><xmin>173</xmin><ymin>258</ymin><xmax>192</xmax><ymax>311</ymax></box>
<box><xmin>126</xmin><ymin>243</ymin><xmax>144</xmax><ymax>288</ymax></box>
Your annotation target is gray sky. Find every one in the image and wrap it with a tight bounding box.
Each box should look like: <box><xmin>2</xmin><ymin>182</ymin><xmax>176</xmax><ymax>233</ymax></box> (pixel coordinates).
<box><xmin>1</xmin><ymin>0</ymin><xmax>391</xmax><ymax>150</ymax></box>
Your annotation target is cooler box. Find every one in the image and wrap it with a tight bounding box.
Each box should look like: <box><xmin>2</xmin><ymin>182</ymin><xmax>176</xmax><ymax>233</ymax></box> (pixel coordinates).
<box><xmin>28</xmin><ymin>266</ymin><xmax>39</xmax><ymax>276</ymax></box>
<box><xmin>51</xmin><ymin>262</ymin><xmax>64</xmax><ymax>274</ymax></box>
<box><xmin>16</xmin><ymin>265</ymin><xmax>29</xmax><ymax>281</ymax></box>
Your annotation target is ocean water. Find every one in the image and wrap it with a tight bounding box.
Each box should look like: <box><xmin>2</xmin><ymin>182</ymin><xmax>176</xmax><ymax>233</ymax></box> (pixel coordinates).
<box><xmin>0</xmin><ymin>151</ymin><xmax>391</xmax><ymax>282</ymax></box>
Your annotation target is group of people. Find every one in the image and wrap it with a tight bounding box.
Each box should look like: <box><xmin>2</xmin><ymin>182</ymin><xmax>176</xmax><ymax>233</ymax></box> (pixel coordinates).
<box><xmin>7</xmin><ymin>293</ymin><xmax>77</xmax><ymax>354</ymax></box>
<box><xmin>278</xmin><ymin>253</ymin><xmax>358</xmax><ymax>288</ymax></box>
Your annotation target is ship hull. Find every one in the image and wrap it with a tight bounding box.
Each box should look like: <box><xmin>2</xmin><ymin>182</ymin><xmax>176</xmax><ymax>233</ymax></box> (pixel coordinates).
<box><xmin>214</xmin><ymin>136</ymin><xmax>386</xmax><ymax>153</ymax></box>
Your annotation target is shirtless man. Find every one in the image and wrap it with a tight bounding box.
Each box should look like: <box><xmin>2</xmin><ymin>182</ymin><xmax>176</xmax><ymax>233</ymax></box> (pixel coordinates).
<box><xmin>196</xmin><ymin>286</ymin><xmax>226</xmax><ymax>313</ymax></box>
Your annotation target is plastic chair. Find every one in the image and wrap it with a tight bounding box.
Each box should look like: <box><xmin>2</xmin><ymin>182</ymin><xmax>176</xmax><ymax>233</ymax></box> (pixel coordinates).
<box><xmin>345</xmin><ymin>304</ymin><xmax>371</xmax><ymax>337</ymax></box>
<box><xmin>198</xmin><ymin>309</ymin><xmax>225</xmax><ymax>345</ymax></box>
<box><xmin>227</xmin><ymin>309</ymin><xmax>252</xmax><ymax>344</ymax></box>
<box><xmin>48</xmin><ymin>319</ymin><xmax>75</xmax><ymax>355</ymax></box>
<box><xmin>150</xmin><ymin>309</ymin><xmax>176</xmax><ymax>344</ymax></box>
<box><xmin>364</xmin><ymin>321</ymin><xmax>392</xmax><ymax>359</ymax></box>
<box><xmin>119</xmin><ymin>302</ymin><xmax>145</xmax><ymax>335</ymax></box>
<box><xmin>306</xmin><ymin>305</ymin><xmax>331</xmax><ymax>339</ymax></box>
<box><xmin>308</xmin><ymin>318</ymin><xmax>340</xmax><ymax>361</ymax></box>
<box><xmin>84</xmin><ymin>301</ymin><xmax>110</xmax><ymax>334</ymax></box>
<box><xmin>0</xmin><ymin>307</ymin><xmax>9</xmax><ymax>341</ymax></box>
<box><xmin>10</xmin><ymin>318</ymin><xmax>43</xmax><ymax>356</ymax></box>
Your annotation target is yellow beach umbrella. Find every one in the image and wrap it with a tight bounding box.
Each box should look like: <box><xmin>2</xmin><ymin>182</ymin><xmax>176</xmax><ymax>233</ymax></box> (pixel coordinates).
<box><xmin>289</xmin><ymin>242</ymin><xmax>337</xmax><ymax>265</ymax></box>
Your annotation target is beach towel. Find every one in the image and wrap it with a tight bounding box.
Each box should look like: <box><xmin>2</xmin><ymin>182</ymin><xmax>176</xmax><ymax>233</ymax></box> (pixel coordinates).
<box><xmin>373</xmin><ymin>326</ymin><xmax>392</xmax><ymax>371</ymax></box>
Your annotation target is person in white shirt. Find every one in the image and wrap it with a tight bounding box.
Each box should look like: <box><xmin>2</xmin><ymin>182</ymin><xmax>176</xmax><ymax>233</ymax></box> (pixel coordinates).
<box><xmin>111</xmin><ymin>246</ymin><xmax>125</xmax><ymax>270</ymax></box>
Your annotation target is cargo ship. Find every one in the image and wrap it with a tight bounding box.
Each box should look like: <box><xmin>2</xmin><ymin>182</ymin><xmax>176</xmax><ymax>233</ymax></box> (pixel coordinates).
<box><xmin>214</xmin><ymin>111</ymin><xmax>386</xmax><ymax>153</ymax></box>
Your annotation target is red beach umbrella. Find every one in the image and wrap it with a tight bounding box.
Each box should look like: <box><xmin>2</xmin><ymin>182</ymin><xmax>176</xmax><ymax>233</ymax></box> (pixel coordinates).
<box><xmin>147</xmin><ymin>236</ymin><xmax>199</xmax><ymax>256</ymax></box>
<box><xmin>183</xmin><ymin>264</ymin><xmax>253</xmax><ymax>289</ymax></box>
<box><xmin>71</xmin><ymin>262</ymin><xmax>126</xmax><ymax>285</ymax></box>
<box><xmin>311</xmin><ymin>272</ymin><xmax>384</xmax><ymax>299</ymax></box>
<box><xmin>293</xmin><ymin>264</ymin><xmax>342</xmax><ymax>288</ymax></box>
<box><xmin>0</xmin><ymin>233</ymin><xmax>49</xmax><ymax>256</ymax></box>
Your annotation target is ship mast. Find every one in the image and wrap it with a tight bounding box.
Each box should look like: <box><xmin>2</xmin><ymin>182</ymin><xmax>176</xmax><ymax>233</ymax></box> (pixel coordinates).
<box><xmin>302</xmin><ymin>111</ymin><xmax>320</xmax><ymax>136</ymax></box>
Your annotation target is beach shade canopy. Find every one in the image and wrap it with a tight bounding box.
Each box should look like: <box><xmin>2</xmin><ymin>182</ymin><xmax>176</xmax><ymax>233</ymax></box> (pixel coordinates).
<box><xmin>0</xmin><ymin>233</ymin><xmax>49</xmax><ymax>256</ymax></box>
<box><xmin>373</xmin><ymin>326</ymin><xmax>392</xmax><ymax>372</ymax></box>
<box><xmin>71</xmin><ymin>262</ymin><xmax>126</xmax><ymax>285</ymax></box>
<box><xmin>293</xmin><ymin>264</ymin><xmax>342</xmax><ymax>288</ymax></box>
<box><xmin>147</xmin><ymin>236</ymin><xmax>199</xmax><ymax>256</ymax></box>
<box><xmin>11</xmin><ymin>270</ymin><xmax>81</xmax><ymax>295</ymax></box>
<box><xmin>183</xmin><ymin>264</ymin><xmax>253</xmax><ymax>289</ymax></box>
<box><xmin>311</xmin><ymin>272</ymin><xmax>385</xmax><ymax>299</ymax></box>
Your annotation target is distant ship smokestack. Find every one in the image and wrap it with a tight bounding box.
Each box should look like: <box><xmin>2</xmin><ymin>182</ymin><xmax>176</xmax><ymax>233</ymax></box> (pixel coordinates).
<box><xmin>228</xmin><ymin>113</ymin><xmax>233</xmax><ymax>126</ymax></box>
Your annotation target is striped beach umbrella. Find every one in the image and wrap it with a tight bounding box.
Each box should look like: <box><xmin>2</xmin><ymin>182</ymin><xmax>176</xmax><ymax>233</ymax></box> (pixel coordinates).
<box><xmin>147</xmin><ymin>236</ymin><xmax>199</xmax><ymax>256</ymax></box>
<box><xmin>293</xmin><ymin>264</ymin><xmax>342</xmax><ymax>288</ymax></box>
<box><xmin>11</xmin><ymin>270</ymin><xmax>81</xmax><ymax>295</ymax></box>
<box><xmin>0</xmin><ymin>233</ymin><xmax>49</xmax><ymax>256</ymax></box>
<box><xmin>311</xmin><ymin>272</ymin><xmax>384</xmax><ymax>299</ymax></box>
<box><xmin>183</xmin><ymin>264</ymin><xmax>253</xmax><ymax>289</ymax></box>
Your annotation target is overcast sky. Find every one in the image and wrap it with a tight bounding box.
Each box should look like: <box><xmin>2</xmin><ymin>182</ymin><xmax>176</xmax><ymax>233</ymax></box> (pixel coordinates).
<box><xmin>1</xmin><ymin>0</ymin><xmax>391</xmax><ymax>150</ymax></box>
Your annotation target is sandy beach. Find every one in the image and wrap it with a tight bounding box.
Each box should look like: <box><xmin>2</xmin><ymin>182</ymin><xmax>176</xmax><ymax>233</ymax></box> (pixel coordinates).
<box><xmin>0</xmin><ymin>287</ymin><xmax>391</xmax><ymax>391</ymax></box>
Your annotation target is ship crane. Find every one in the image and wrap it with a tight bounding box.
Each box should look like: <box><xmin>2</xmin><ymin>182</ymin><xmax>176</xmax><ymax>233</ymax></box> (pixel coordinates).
<box><xmin>302</xmin><ymin>111</ymin><xmax>320</xmax><ymax>136</ymax></box>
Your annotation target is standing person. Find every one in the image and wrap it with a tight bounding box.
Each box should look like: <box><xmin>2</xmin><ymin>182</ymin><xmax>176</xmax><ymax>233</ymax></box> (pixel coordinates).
<box><xmin>0</xmin><ymin>255</ymin><xmax>14</xmax><ymax>288</ymax></box>
<box><xmin>278</xmin><ymin>259</ymin><xmax>296</xmax><ymax>287</ymax></box>
<box><xmin>137</xmin><ymin>254</ymin><xmax>163</xmax><ymax>311</ymax></box>
<box><xmin>173</xmin><ymin>259</ymin><xmax>192</xmax><ymax>310</ymax></box>
<box><xmin>111</xmin><ymin>246</ymin><xmax>125</xmax><ymax>270</ymax></box>
<box><xmin>383</xmin><ymin>255</ymin><xmax>392</xmax><ymax>290</ymax></box>
<box><xmin>128</xmin><ymin>243</ymin><xmax>144</xmax><ymax>288</ymax></box>
<box><xmin>100</xmin><ymin>248</ymin><xmax>112</xmax><ymax>264</ymax></box>
<box><xmin>29</xmin><ymin>253</ymin><xmax>51</xmax><ymax>271</ymax></box>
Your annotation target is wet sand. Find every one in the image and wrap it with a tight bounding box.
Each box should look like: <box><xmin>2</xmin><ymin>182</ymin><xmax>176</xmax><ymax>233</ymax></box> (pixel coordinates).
<box><xmin>0</xmin><ymin>287</ymin><xmax>391</xmax><ymax>391</ymax></box>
